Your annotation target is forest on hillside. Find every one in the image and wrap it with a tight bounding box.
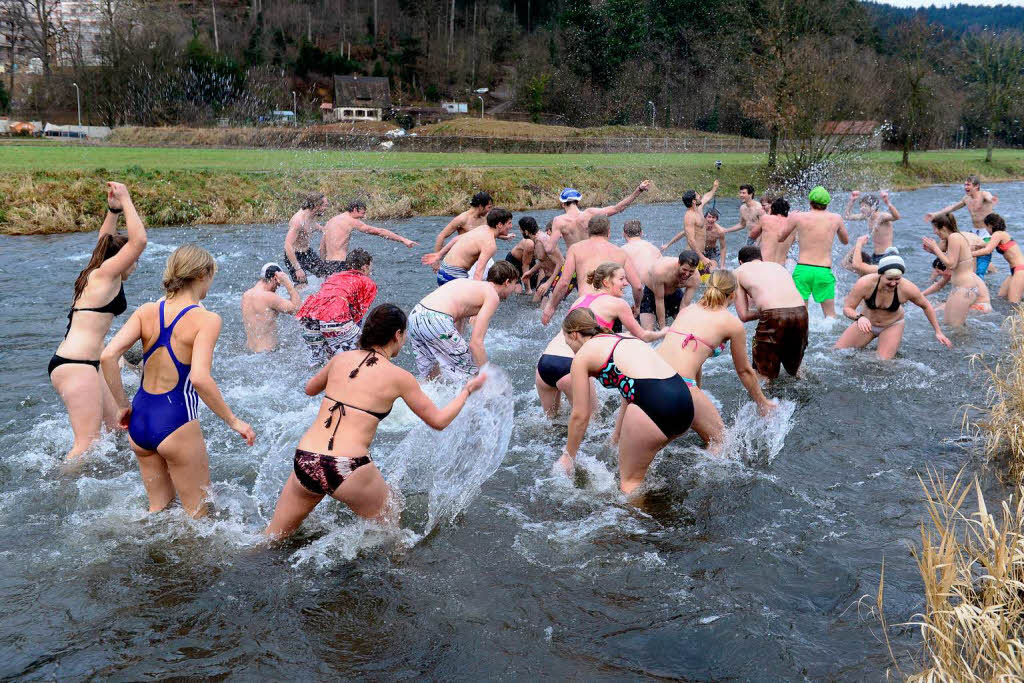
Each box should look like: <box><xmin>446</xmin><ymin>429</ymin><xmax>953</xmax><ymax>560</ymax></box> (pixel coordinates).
<box><xmin>2</xmin><ymin>0</ymin><xmax>1023</xmax><ymax>160</ymax></box>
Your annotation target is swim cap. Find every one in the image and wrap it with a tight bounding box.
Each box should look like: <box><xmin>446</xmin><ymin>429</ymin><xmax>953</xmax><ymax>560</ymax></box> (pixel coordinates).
<box><xmin>808</xmin><ymin>186</ymin><xmax>831</xmax><ymax>206</ymax></box>
<box><xmin>876</xmin><ymin>252</ymin><xmax>905</xmax><ymax>275</ymax></box>
<box><xmin>261</xmin><ymin>262</ymin><xmax>283</xmax><ymax>280</ymax></box>
<box><xmin>559</xmin><ymin>188</ymin><xmax>582</xmax><ymax>203</ymax></box>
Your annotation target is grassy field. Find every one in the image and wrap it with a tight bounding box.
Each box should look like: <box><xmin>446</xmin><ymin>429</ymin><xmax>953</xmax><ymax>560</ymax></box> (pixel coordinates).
<box><xmin>2</xmin><ymin>142</ymin><xmax>1023</xmax><ymax>234</ymax></box>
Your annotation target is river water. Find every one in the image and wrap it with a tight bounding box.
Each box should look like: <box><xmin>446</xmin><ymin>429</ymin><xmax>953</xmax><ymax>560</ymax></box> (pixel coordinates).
<box><xmin>1</xmin><ymin>183</ymin><xmax>1021</xmax><ymax>679</ymax></box>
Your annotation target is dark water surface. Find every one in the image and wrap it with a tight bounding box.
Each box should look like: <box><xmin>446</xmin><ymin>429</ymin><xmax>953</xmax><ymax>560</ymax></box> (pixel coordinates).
<box><xmin>2</xmin><ymin>183</ymin><xmax>1022</xmax><ymax>679</ymax></box>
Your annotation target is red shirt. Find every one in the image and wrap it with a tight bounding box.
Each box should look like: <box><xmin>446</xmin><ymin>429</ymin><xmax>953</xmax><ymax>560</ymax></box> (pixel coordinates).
<box><xmin>296</xmin><ymin>271</ymin><xmax>377</xmax><ymax>324</ymax></box>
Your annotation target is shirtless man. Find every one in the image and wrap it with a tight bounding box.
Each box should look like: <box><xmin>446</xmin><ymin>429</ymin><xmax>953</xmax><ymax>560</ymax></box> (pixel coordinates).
<box><xmin>283</xmin><ymin>192</ymin><xmax>329</xmax><ymax>284</ymax></box>
<box><xmin>424</xmin><ymin>208</ymin><xmax>514</xmax><ymax>286</ymax></box>
<box><xmin>505</xmin><ymin>216</ymin><xmax>538</xmax><ymax>292</ymax></box>
<box><xmin>844</xmin><ymin>190</ymin><xmax>900</xmax><ymax>262</ymax></box>
<box><xmin>777</xmin><ymin>186</ymin><xmax>849</xmax><ymax>317</ymax></box>
<box><xmin>703</xmin><ymin>208</ymin><xmax>727</xmax><ymax>270</ymax></box>
<box><xmin>240</xmin><ymin>263</ymin><xmax>301</xmax><ymax>352</ymax></box>
<box><xmin>722</xmin><ymin>184</ymin><xmax>765</xmax><ymax>245</ymax></box>
<box><xmin>750</xmin><ymin>197</ymin><xmax>795</xmax><ymax>265</ymax></box>
<box><xmin>925</xmin><ymin>175</ymin><xmax>999</xmax><ymax>276</ymax></box>
<box><xmin>523</xmin><ymin>220</ymin><xmax>564</xmax><ymax>303</ymax></box>
<box><xmin>540</xmin><ymin>215</ymin><xmax>644</xmax><ymax>325</ymax></box>
<box><xmin>621</xmin><ymin>220</ymin><xmax>661</xmax><ymax>290</ymax></box>
<box><xmin>429</xmin><ymin>191</ymin><xmax>493</xmax><ymax>269</ymax></box>
<box><xmin>321</xmin><ymin>200</ymin><xmax>417</xmax><ymax>273</ymax></box>
<box><xmin>660</xmin><ymin>180</ymin><xmax>720</xmax><ymax>271</ymax></box>
<box><xmin>639</xmin><ymin>251</ymin><xmax>701</xmax><ymax>330</ymax></box>
<box><xmin>551</xmin><ymin>181</ymin><xmax>651</xmax><ymax>250</ymax></box>
<box><xmin>733</xmin><ymin>245</ymin><xmax>808</xmax><ymax>380</ymax></box>
<box><xmin>406</xmin><ymin>260</ymin><xmax>519</xmax><ymax>378</ymax></box>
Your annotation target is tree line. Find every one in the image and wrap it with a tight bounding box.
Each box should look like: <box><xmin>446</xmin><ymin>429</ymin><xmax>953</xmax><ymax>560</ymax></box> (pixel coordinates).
<box><xmin>1</xmin><ymin>0</ymin><xmax>1022</xmax><ymax>166</ymax></box>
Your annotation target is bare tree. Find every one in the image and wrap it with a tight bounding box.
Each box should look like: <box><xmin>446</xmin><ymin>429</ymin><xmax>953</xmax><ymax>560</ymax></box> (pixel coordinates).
<box><xmin>964</xmin><ymin>30</ymin><xmax>1024</xmax><ymax>163</ymax></box>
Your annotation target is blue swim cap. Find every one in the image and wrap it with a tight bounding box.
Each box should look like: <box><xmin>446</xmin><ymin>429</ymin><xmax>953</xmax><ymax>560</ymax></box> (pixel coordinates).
<box><xmin>559</xmin><ymin>188</ymin><xmax>582</xmax><ymax>203</ymax></box>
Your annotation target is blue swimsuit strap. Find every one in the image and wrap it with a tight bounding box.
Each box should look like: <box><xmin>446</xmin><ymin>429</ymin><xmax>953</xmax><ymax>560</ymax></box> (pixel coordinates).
<box><xmin>142</xmin><ymin>301</ymin><xmax>200</xmax><ymax>369</ymax></box>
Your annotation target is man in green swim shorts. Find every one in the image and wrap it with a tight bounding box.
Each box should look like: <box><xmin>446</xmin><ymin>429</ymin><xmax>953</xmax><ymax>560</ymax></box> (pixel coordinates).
<box><xmin>778</xmin><ymin>186</ymin><xmax>849</xmax><ymax>318</ymax></box>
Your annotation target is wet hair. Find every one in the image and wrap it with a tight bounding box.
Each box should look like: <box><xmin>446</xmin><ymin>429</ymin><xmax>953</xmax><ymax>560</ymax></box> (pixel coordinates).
<box><xmin>486</xmin><ymin>207</ymin><xmax>513</xmax><ymax>228</ymax></box>
<box><xmin>470</xmin><ymin>191</ymin><xmax>492</xmax><ymax>208</ymax></box>
<box><xmin>346</xmin><ymin>248</ymin><xmax>372</xmax><ymax>270</ymax></box>
<box><xmin>740</xmin><ymin>184</ymin><xmax>755</xmax><ymax>196</ymax></box>
<box><xmin>932</xmin><ymin>257</ymin><xmax>947</xmax><ymax>271</ymax></box>
<box><xmin>623</xmin><ymin>220</ymin><xmax>642</xmax><ymax>237</ymax></box>
<box><xmin>545</xmin><ymin>219</ymin><xmax>553</xmax><ymax>232</ymax></box>
<box><xmin>678</xmin><ymin>250</ymin><xmax>700</xmax><ymax>267</ymax></box>
<box><xmin>486</xmin><ymin>260</ymin><xmax>518</xmax><ymax>284</ymax></box>
<box><xmin>704</xmin><ymin>208</ymin><xmax>720</xmax><ymax>219</ymax></box>
<box><xmin>358</xmin><ymin>303</ymin><xmax>407</xmax><ymax>350</ymax></box>
<box><xmin>738</xmin><ymin>245</ymin><xmax>762</xmax><ymax>263</ymax></box>
<box><xmin>699</xmin><ymin>269</ymin><xmax>737</xmax><ymax>309</ymax></box>
<box><xmin>682</xmin><ymin>190</ymin><xmax>698</xmax><ymax>208</ymax></box>
<box><xmin>984</xmin><ymin>213</ymin><xmax>1007</xmax><ymax>232</ymax></box>
<box><xmin>859</xmin><ymin>194</ymin><xmax>879</xmax><ymax>208</ymax></box>
<box><xmin>931</xmin><ymin>213</ymin><xmax>958</xmax><ymax>233</ymax></box>
<box><xmin>770</xmin><ymin>197</ymin><xmax>790</xmax><ymax>216</ymax></box>
<box><xmin>73</xmin><ymin>233</ymin><xmax>129</xmax><ymax>304</ymax></box>
<box><xmin>861</xmin><ymin>250</ymin><xmax>873</xmax><ymax>263</ymax></box>
<box><xmin>588</xmin><ymin>215</ymin><xmax>611</xmax><ymax>236</ymax></box>
<box><xmin>966</xmin><ymin>175</ymin><xmax>981</xmax><ymax>187</ymax></box>
<box><xmin>301</xmin><ymin>192</ymin><xmax>325</xmax><ymax>210</ymax></box>
<box><xmin>346</xmin><ymin>200</ymin><xmax>367</xmax><ymax>212</ymax></box>
<box><xmin>561</xmin><ymin>307</ymin><xmax>610</xmax><ymax>338</ymax></box>
<box><xmin>586</xmin><ymin>262</ymin><xmax>623</xmax><ymax>290</ymax></box>
<box><xmin>518</xmin><ymin>216</ymin><xmax>539</xmax><ymax>236</ymax></box>
<box><xmin>810</xmin><ymin>201</ymin><xmax>828</xmax><ymax>211</ymax></box>
<box><xmin>163</xmin><ymin>244</ymin><xmax>217</xmax><ymax>295</ymax></box>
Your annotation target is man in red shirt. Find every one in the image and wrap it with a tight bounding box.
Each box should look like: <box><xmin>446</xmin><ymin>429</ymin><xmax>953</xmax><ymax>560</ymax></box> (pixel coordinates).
<box><xmin>295</xmin><ymin>248</ymin><xmax>377</xmax><ymax>366</ymax></box>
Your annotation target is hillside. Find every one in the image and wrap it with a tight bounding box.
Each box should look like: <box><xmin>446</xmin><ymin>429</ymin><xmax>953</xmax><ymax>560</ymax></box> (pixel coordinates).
<box><xmin>865</xmin><ymin>2</ymin><xmax>1024</xmax><ymax>33</ymax></box>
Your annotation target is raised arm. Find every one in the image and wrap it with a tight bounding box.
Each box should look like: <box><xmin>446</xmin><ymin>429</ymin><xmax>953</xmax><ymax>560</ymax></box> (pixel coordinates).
<box><xmin>100</xmin><ymin>308</ymin><xmax>144</xmax><ymax>425</ymax></box>
<box><xmin>700</xmin><ymin>179</ymin><xmax>719</xmax><ymax>206</ymax></box>
<box><xmin>844</xmin><ymin>191</ymin><xmax>865</xmax><ymax>221</ymax></box>
<box><xmin>398</xmin><ymin>369</ymin><xmax>486</xmax><ymax>430</ymax></box>
<box><xmin>468</xmin><ymin>292</ymin><xmax>499</xmax><ymax>366</ymax></box>
<box><xmin>189</xmin><ymin>313</ymin><xmax>255</xmax><ymax>445</ymax></box>
<box><xmin>356</xmin><ymin>220</ymin><xmax>417</xmax><ymax>248</ymax></box>
<box><xmin>881</xmin><ymin>191</ymin><xmax>900</xmax><ymax>221</ymax></box>
<box><xmin>596</xmin><ymin>180</ymin><xmax>650</xmax><ymax>217</ymax></box>
<box><xmin>96</xmin><ymin>183</ymin><xmax>147</xmax><ymax>277</ymax></box>
<box><xmin>268</xmin><ymin>273</ymin><xmax>301</xmax><ymax>313</ymax></box>
<box><xmin>98</xmin><ymin>208</ymin><xmax>119</xmax><ymax>238</ymax></box>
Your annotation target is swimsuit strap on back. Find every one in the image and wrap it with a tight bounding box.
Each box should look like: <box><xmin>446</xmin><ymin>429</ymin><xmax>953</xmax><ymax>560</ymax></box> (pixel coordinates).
<box><xmin>143</xmin><ymin>301</ymin><xmax>200</xmax><ymax>367</ymax></box>
<box><xmin>668</xmin><ymin>329</ymin><xmax>728</xmax><ymax>356</ymax></box>
<box><xmin>570</xmin><ymin>293</ymin><xmax>614</xmax><ymax>329</ymax></box>
<box><xmin>65</xmin><ymin>282</ymin><xmax>127</xmax><ymax>337</ymax></box>
<box><xmin>322</xmin><ymin>350</ymin><xmax>392</xmax><ymax>450</ymax></box>
<box><xmin>998</xmin><ymin>239</ymin><xmax>1017</xmax><ymax>253</ymax></box>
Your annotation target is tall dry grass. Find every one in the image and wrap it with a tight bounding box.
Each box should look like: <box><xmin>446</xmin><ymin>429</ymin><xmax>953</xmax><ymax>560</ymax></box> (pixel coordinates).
<box><xmin>963</xmin><ymin>312</ymin><xmax>1024</xmax><ymax>485</ymax></box>
<box><xmin>879</xmin><ymin>469</ymin><xmax>1024</xmax><ymax>680</ymax></box>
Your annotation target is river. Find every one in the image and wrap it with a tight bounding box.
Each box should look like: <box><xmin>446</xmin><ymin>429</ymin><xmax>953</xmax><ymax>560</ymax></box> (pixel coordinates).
<box><xmin>1</xmin><ymin>182</ymin><xmax>1021</xmax><ymax>679</ymax></box>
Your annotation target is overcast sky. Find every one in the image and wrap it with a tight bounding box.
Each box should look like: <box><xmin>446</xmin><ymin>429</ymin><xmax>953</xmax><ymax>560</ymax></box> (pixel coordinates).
<box><xmin>877</xmin><ymin>0</ymin><xmax>1022</xmax><ymax>6</ymax></box>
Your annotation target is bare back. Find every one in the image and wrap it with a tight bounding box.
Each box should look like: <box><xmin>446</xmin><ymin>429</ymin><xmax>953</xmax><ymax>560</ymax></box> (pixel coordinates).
<box><xmin>56</xmin><ymin>270</ymin><xmax>124</xmax><ymax>359</ymax></box>
<box><xmin>137</xmin><ymin>300</ymin><xmax>209</xmax><ymax>395</ymax></box>
<box><xmin>419</xmin><ymin>279</ymin><xmax>492</xmax><ymax>321</ymax></box>
<box><xmin>322</xmin><ymin>213</ymin><xmax>361</xmax><ymax>261</ymax></box>
<box><xmin>570</xmin><ymin>239</ymin><xmax>632</xmax><ymax>294</ymax></box>
<box><xmin>657</xmin><ymin>304</ymin><xmax>741</xmax><ymax>380</ymax></box>
<box><xmin>623</xmin><ymin>239</ymin><xmax>661</xmax><ymax>280</ymax></box>
<box><xmin>789</xmin><ymin>210</ymin><xmax>847</xmax><ymax>267</ymax></box>
<box><xmin>446</xmin><ymin>225</ymin><xmax>497</xmax><ymax>271</ymax></box>
<box><xmin>553</xmin><ymin>209</ymin><xmax>596</xmax><ymax>248</ymax></box>
<box><xmin>241</xmin><ymin>286</ymin><xmax>282</xmax><ymax>352</ymax></box>
<box><xmin>286</xmin><ymin>209</ymin><xmax>317</xmax><ymax>252</ymax></box>
<box><xmin>735</xmin><ymin>261</ymin><xmax>803</xmax><ymax>310</ymax></box>
<box><xmin>758</xmin><ymin>215</ymin><xmax>793</xmax><ymax>264</ymax></box>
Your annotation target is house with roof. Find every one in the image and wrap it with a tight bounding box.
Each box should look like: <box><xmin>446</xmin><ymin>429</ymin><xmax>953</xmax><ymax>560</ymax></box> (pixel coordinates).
<box><xmin>819</xmin><ymin>120</ymin><xmax>881</xmax><ymax>149</ymax></box>
<box><xmin>331</xmin><ymin>76</ymin><xmax>391</xmax><ymax>122</ymax></box>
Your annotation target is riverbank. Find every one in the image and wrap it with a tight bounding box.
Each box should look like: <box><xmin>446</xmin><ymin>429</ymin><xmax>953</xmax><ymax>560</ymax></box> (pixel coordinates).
<box><xmin>3</xmin><ymin>147</ymin><xmax>1023</xmax><ymax>234</ymax></box>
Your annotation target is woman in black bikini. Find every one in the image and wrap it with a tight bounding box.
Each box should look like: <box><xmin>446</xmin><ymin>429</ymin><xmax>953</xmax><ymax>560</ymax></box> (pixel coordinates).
<box><xmin>49</xmin><ymin>182</ymin><xmax>147</xmax><ymax>459</ymax></box>
<box><xmin>836</xmin><ymin>251</ymin><xmax>951</xmax><ymax>359</ymax></box>
<box><xmin>557</xmin><ymin>308</ymin><xmax>694</xmax><ymax>495</ymax></box>
<box><xmin>264</xmin><ymin>304</ymin><xmax>487</xmax><ymax>538</ymax></box>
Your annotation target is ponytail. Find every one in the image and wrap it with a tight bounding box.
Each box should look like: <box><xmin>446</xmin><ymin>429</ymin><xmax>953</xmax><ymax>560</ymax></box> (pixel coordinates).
<box><xmin>72</xmin><ymin>233</ymin><xmax>129</xmax><ymax>304</ymax></box>
<box><xmin>699</xmin><ymin>270</ymin><xmax>737</xmax><ymax>309</ymax></box>
<box><xmin>562</xmin><ymin>307</ymin><xmax>611</xmax><ymax>338</ymax></box>
<box><xmin>585</xmin><ymin>262</ymin><xmax>622</xmax><ymax>290</ymax></box>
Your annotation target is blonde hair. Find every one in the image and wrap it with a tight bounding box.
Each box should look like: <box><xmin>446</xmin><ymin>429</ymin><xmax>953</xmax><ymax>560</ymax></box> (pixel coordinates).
<box><xmin>585</xmin><ymin>262</ymin><xmax>622</xmax><ymax>290</ymax></box>
<box><xmin>163</xmin><ymin>244</ymin><xmax>217</xmax><ymax>295</ymax></box>
<box><xmin>562</xmin><ymin>308</ymin><xmax>610</xmax><ymax>337</ymax></box>
<box><xmin>699</xmin><ymin>269</ymin><xmax>737</xmax><ymax>309</ymax></box>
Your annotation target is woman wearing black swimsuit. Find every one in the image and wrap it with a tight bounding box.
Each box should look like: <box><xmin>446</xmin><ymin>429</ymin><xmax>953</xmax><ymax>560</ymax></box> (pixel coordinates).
<box><xmin>49</xmin><ymin>182</ymin><xmax>147</xmax><ymax>459</ymax></box>
<box><xmin>265</xmin><ymin>304</ymin><xmax>487</xmax><ymax>538</ymax></box>
<box><xmin>835</xmin><ymin>251</ymin><xmax>951</xmax><ymax>359</ymax></box>
<box><xmin>558</xmin><ymin>308</ymin><xmax>694</xmax><ymax>495</ymax></box>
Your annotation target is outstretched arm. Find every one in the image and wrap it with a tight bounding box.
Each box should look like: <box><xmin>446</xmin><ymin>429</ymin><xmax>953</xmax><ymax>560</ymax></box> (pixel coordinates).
<box><xmin>925</xmin><ymin>198</ymin><xmax>966</xmax><ymax>221</ymax></box>
<box><xmin>541</xmin><ymin>247</ymin><xmax>577</xmax><ymax>324</ymax></box>
<box><xmin>972</xmin><ymin>233</ymin><xmax>1002</xmax><ymax>257</ymax></box>
<box><xmin>596</xmin><ymin>180</ymin><xmax>650</xmax><ymax>216</ymax></box>
<box><xmin>433</xmin><ymin>215</ymin><xmax>464</xmax><ymax>252</ymax></box>
<box><xmin>398</xmin><ymin>369</ymin><xmax>486</xmax><ymax>429</ymax></box>
<box><xmin>357</xmin><ymin>221</ymin><xmax>417</xmax><ymax>248</ymax></box>
<box><xmin>190</xmin><ymin>314</ymin><xmax>255</xmax><ymax>444</ymax></box>
<box><xmin>660</xmin><ymin>229</ymin><xmax>686</xmax><ymax>252</ymax></box>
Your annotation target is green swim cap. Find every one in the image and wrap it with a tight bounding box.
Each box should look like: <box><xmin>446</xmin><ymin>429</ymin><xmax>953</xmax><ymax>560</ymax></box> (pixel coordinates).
<box><xmin>808</xmin><ymin>186</ymin><xmax>831</xmax><ymax>206</ymax></box>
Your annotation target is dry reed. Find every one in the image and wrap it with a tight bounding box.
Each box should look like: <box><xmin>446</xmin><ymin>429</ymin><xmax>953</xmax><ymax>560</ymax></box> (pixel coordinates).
<box><xmin>963</xmin><ymin>311</ymin><xmax>1024</xmax><ymax>485</ymax></box>
<box><xmin>880</xmin><ymin>469</ymin><xmax>1024</xmax><ymax>681</ymax></box>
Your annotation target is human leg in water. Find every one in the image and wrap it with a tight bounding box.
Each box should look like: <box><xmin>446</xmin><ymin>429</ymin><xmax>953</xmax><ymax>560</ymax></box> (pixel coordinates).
<box><xmin>616</xmin><ymin>403</ymin><xmax>669</xmax><ymax>495</ymax></box>
<box><xmin>50</xmin><ymin>364</ymin><xmax>105</xmax><ymax>459</ymax></box>
<box><xmin>131</xmin><ymin>420</ymin><xmax>211</xmax><ymax>518</ymax></box>
<box><xmin>687</xmin><ymin>385</ymin><xmax>725</xmax><ymax>455</ymax></box>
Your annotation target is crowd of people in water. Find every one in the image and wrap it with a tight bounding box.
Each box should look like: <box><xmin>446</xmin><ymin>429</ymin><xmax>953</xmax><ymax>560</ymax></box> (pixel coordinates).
<box><xmin>47</xmin><ymin>174</ymin><xmax>1012</xmax><ymax>539</ymax></box>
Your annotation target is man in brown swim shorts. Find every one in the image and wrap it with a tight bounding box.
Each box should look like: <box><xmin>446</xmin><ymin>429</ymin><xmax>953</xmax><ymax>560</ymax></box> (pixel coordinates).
<box><xmin>733</xmin><ymin>245</ymin><xmax>809</xmax><ymax>380</ymax></box>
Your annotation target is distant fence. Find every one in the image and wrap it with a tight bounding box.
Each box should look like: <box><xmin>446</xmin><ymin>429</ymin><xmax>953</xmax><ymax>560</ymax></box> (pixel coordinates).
<box><xmin>108</xmin><ymin>126</ymin><xmax>769</xmax><ymax>155</ymax></box>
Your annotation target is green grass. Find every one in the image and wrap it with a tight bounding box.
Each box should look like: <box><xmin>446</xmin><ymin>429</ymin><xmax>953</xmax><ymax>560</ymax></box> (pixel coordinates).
<box><xmin>6</xmin><ymin>141</ymin><xmax>1021</xmax><ymax>174</ymax></box>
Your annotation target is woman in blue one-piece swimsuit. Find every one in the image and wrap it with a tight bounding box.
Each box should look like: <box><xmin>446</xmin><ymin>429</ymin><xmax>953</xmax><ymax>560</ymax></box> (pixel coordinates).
<box><xmin>102</xmin><ymin>245</ymin><xmax>255</xmax><ymax>518</ymax></box>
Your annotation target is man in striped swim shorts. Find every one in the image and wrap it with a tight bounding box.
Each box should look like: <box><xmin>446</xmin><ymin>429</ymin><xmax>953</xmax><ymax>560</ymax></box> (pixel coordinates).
<box><xmin>407</xmin><ymin>260</ymin><xmax>519</xmax><ymax>379</ymax></box>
